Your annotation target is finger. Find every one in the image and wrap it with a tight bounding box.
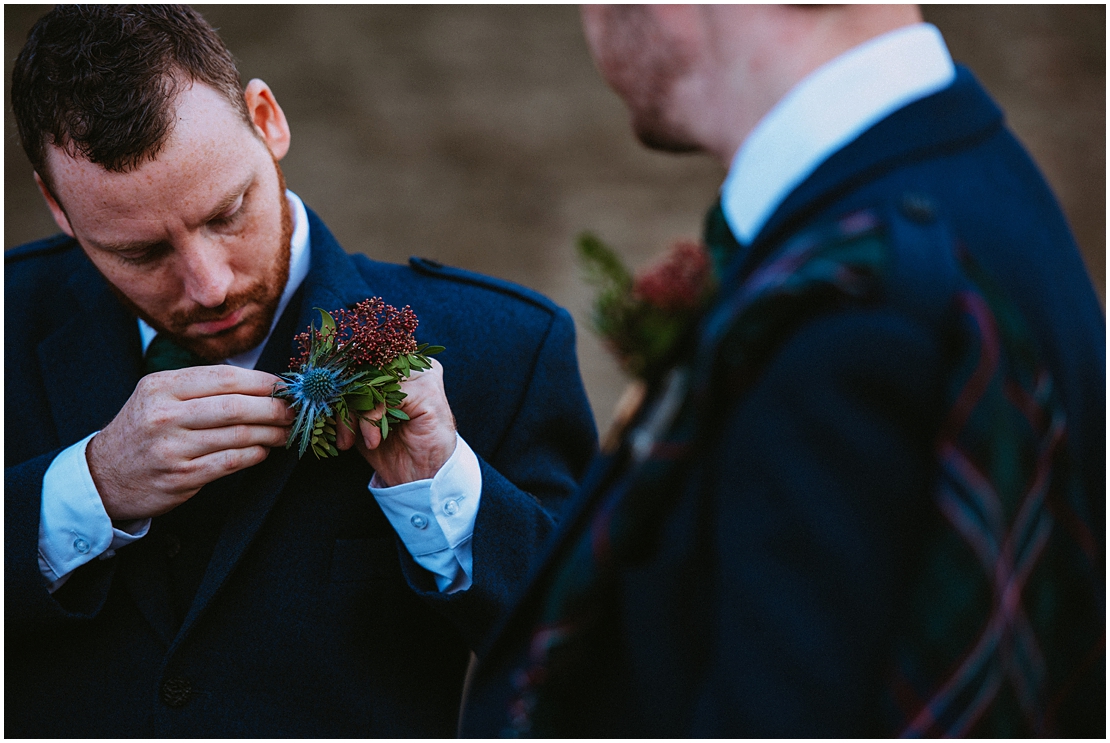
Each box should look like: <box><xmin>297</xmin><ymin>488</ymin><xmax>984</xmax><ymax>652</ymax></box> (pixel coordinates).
<box><xmin>360</xmin><ymin>414</ymin><xmax>383</xmax><ymax>450</ymax></box>
<box><xmin>179</xmin><ymin>394</ymin><xmax>296</xmax><ymax>430</ymax></box>
<box><xmin>335</xmin><ymin>414</ymin><xmax>355</xmax><ymax>451</ymax></box>
<box><xmin>182</xmin><ymin>445</ymin><xmax>273</xmax><ymax>482</ymax></box>
<box><xmin>174</xmin><ymin>423</ymin><xmax>291</xmax><ymax>459</ymax></box>
<box><xmin>147</xmin><ymin>364</ymin><xmax>286</xmax><ymax>401</ymax></box>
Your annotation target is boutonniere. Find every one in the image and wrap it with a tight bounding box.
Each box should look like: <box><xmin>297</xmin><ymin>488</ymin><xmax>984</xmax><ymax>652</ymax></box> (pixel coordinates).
<box><xmin>272</xmin><ymin>298</ymin><xmax>443</xmax><ymax>459</ymax></box>
<box><xmin>577</xmin><ymin>232</ymin><xmax>715</xmax><ymax>381</ymax></box>
<box><xmin>577</xmin><ymin>232</ymin><xmax>715</xmax><ymax>451</ymax></box>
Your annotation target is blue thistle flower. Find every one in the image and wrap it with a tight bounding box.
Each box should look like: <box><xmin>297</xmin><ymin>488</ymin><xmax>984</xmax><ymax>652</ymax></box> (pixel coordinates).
<box><xmin>276</xmin><ymin>359</ymin><xmax>367</xmax><ymax>458</ymax></box>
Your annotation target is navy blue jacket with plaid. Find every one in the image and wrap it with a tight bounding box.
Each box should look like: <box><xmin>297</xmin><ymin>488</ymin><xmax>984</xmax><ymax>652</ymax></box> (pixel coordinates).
<box><xmin>4</xmin><ymin>208</ymin><xmax>597</xmax><ymax>737</ymax></box>
<box><xmin>460</xmin><ymin>67</ymin><xmax>1104</xmax><ymax>738</ymax></box>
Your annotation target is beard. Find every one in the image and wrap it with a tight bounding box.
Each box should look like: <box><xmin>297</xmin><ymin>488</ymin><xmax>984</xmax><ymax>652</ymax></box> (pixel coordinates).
<box><xmin>111</xmin><ymin>158</ymin><xmax>294</xmax><ymax>362</ymax></box>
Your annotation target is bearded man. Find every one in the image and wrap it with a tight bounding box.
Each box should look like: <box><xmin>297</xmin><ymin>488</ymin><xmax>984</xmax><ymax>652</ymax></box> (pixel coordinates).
<box><xmin>5</xmin><ymin>6</ymin><xmax>595</xmax><ymax>737</ymax></box>
<box><xmin>459</xmin><ymin>5</ymin><xmax>1104</xmax><ymax>737</ymax></box>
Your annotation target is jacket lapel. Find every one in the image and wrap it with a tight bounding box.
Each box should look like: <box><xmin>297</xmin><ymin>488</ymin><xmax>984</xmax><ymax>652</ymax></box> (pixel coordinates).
<box><xmin>173</xmin><ymin>208</ymin><xmax>379</xmax><ymax>645</ymax></box>
<box><xmin>37</xmin><ymin>258</ymin><xmax>144</xmax><ymax>447</ymax></box>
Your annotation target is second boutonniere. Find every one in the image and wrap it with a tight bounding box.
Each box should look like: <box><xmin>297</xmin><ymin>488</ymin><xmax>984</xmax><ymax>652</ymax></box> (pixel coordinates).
<box><xmin>577</xmin><ymin>232</ymin><xmax>715</xmax><ymax>382</ymax></box>
<box><xmin>578</xmin><ymin>232</ymin><xmax>716</xmax><ymax>452</ymax></box>
<box><xmin>272</xmin><ymin>298</ymin><xmax>443</xmax><ymax>459</ymax></box>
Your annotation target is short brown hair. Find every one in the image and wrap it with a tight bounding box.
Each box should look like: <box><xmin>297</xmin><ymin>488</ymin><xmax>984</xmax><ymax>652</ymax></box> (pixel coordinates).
<box><xmin>11</xmin><ymin>5</ymin><xmax>252</xmax><ymax>185</ymax></box>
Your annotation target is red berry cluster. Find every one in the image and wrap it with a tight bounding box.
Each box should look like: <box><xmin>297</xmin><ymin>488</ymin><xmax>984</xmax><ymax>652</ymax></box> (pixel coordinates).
<box><xmin>289</xmin><ymin>298</ymin><xmax>420</xmax><ymax>371</ymax></box>
<box><xmin>631</xmin><ymin>239</ymin><xmax>712</xmax><ymax>311</ymax></box>
<box><xmin>335</xmin><ymin>298</ymin><xmax>419</xmax><ymax>368</ymax></box>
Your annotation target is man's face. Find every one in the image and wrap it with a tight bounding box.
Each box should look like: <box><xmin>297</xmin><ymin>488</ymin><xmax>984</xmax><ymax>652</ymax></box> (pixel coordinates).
<box><xmin>581</xmin><ymin>5</ymin><xmax>700</xmax><ymax>153</ymax></box>
<box><xmin>43</xmin><ymin>82</ymin><xmax>292</xmax><ymax>361</ymax></box>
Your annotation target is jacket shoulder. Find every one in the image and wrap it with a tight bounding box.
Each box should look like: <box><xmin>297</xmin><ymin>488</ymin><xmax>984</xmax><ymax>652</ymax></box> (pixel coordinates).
<box><xmin>5</xmin><ymin>233</ymin><xmax>78</xmax><ymax>267</ymax></box>
<box><xmin>351</xmin><ymin>253</ymin><xmax>561</xmax><ymax>318</ymax></box>
<box><xmin>405</xmin><ymin>256</ymin><xmax>560</xmax><ymax>315</ymax></box>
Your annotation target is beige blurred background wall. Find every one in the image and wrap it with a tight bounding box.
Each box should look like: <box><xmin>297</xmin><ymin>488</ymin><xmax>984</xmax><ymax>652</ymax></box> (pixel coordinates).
<box><xmin>6</xmin><ymin>5</ymin><xmax>1105</xmax><ymax>432</ymax></box>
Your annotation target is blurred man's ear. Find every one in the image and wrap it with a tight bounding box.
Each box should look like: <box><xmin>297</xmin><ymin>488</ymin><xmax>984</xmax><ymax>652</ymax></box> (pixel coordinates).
<box><xmin>243</xmin><ymin>78</ymin><xmax>291</xmax><ymax>160</ymax></box>
<box><xmin>34</xmin><ymin>171</ymin><xmax>75</xmax><ymax>238</ymax></box>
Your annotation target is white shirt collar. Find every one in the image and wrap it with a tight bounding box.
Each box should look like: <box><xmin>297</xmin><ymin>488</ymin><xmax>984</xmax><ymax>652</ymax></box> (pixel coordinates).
<box><xmin>720</xmin><ymin>23</ymin><xmax>956</xmax><ymax>245</ymax></box>
<box><xmin>138</xmin><ymin>189</ymin><xmax>312</xmax><ymax>369</ymax></box>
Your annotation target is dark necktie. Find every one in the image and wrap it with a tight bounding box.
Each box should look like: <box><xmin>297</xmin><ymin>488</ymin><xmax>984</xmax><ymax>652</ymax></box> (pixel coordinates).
<box><xmin>702</xmin><ymin>198</ymin><xmax>746</xmax><ymax>281</ymax></box>
<box><xmin>144</xmin><ymin>333</ymin><xmax>211</xmax><ymax>374</ymax></box>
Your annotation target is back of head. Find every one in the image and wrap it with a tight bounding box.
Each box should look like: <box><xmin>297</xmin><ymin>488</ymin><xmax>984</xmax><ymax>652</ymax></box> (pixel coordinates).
<box><xmin>11</xmin><ymin>4</ymin><xmax>251</xmax><ymax>187</ymax></box>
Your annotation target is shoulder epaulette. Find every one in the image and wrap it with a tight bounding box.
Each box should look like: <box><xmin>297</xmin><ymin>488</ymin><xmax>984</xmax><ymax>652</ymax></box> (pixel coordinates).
<box><xmin>5</xmin><ymin>233</ymin><xmax>77</xmax><ymax>265</ymax></box>
<box><xmin>407</xmin><ymin>256</ymin><xmax>557</xmax><ymax>315</ymax></box>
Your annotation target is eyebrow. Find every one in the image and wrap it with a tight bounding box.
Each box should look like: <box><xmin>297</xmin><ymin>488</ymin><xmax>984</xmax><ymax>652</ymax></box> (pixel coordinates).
<box><xmin>88</xmin><ymin>176</ymin><xmax>254</xmax><ymax>254</ymax></box>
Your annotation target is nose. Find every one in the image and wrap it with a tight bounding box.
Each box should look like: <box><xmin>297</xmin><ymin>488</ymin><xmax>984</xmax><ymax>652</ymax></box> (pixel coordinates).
<box><xmin>178</xmin><ymin>238</ymin><xmax>234</xmax><ymax>308</ymax></box>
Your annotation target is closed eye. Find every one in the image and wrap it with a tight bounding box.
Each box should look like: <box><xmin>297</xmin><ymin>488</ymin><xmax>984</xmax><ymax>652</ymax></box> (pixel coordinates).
<box><xmin>116</xmin><ymin>242</ymin><xmax>171</xmax><ymax>266</ymax></box>
<box><xmin>209</xmin><ymin>192</ymin><xmax>246</xmax><ymax>226</ymax></box>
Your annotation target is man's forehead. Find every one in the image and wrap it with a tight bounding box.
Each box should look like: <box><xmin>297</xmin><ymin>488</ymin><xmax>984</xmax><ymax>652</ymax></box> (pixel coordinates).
<box><xmin>46</xmin><ymin>90</ymin><xmax>257</xmax><ymax>197</ymax></box>
<box><xmin>44</xmin><ymin>82</ymin><xmax>253</xmax><ymax>182</ymax></box>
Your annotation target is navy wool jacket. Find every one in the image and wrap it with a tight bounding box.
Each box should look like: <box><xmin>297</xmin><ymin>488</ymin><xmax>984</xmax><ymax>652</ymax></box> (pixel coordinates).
<box><xmin>4</xmin><ymin>208</ymin><xmax>597</xmax><ymax>737</ymax></box>
<box><xmin>460</xmin><ymin>68</ymin><xmax>1104</xmax><ymax>737</ymax></box>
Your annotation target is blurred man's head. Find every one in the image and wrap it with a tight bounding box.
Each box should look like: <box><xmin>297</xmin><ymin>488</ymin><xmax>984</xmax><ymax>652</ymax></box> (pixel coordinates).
<box><xmin>580</xmin><ymin>4</ymin><xmax>923</xmax><ymax>165</ymax></box>
<box><xmin>11</xmin><ymin>5</ymin><xmax>294</xmax><ymax>360</ymax></box>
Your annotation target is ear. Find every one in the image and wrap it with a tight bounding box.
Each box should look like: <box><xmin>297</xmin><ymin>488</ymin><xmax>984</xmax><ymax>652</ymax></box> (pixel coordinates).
<box><xmin>34</xmin><ymin>171</ymin><xmax>75</xmax><ymax>238</ymax></box>
<box><xmin>243</xmin><ymin>79</ymin><xmax>291</xmax><ymax>160</ymax></box>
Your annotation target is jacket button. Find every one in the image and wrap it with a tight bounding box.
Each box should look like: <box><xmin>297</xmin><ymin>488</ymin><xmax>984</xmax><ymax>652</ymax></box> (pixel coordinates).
<box><xmin>161</xmin><ymin>677</ymin><xmax>192</xmax><ymax>707</ymax></box>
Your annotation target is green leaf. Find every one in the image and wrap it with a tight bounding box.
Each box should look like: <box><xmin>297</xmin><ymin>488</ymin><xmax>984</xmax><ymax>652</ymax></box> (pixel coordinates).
<box><xmin>366</xmin><ymin>375</ymin><xmax>395</xmax><ymax>386</ymax></box>
<box><xmin>577</xmin><ymin>232</ymin><xmax>632</xmax><ymax>290</ymax></box>
<box><xmin>385</xmin><ymin>407</ymin><xmax>410</xmax><ymax>420</ymax></box>
<box><xmin>347</xmin><ymin>393</ymin><xmax>379</xmax><ymax>411</ymax></box>
<box><xmin>422</xmin><ymin>345</ymin><xmax>445</xmax><ymax>355</ymax></box>
<box><xmin>315</xmin><ymin>307</ymin><xmax>336</xmax><ymax>336</ymax></box>
<box><xmin>381</xmin><ymin>415</ymin><xmax>390</xmax><ymax>438</ymax></box>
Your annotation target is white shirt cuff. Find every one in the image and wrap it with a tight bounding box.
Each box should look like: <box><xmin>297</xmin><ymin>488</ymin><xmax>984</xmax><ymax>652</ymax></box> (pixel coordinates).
<box><xmin>368</xmin><ymin>433</ymin><xmax>481</xmax><ymax>593</ymax></box>
<box><xmin>38</xmin><ymin>432</ymin><xmax>150</xmax><ymax>593</ymax></box>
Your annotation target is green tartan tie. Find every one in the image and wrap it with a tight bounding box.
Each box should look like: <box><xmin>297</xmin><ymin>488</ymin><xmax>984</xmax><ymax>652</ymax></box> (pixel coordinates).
<box><xmin>143</xmin><ymin>333</ymin><xmax>211</xmax><ymax>374</ymax></box>
<box><xmin>702</xmin><ymin>198</ymin><xmax>745</xmax><ymax>279</ymax></box>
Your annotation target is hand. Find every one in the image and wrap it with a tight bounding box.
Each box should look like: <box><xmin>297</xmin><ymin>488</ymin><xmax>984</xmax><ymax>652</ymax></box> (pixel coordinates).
<box><xmin>335</xmin><ymin>359</ymin><xmax>457</xmax><ymax>486</ymax></box>
<box><xmin>86</xmin><ymin>365</ymin><xmax>295</xmax><ymax>520</ymax></box>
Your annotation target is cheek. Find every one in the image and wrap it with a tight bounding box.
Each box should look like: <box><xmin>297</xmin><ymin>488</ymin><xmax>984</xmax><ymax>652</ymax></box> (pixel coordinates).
<box><xmin>238</xmin><ymin>215</ymin><xmax>282</xmax><ymax>271</ymax></box>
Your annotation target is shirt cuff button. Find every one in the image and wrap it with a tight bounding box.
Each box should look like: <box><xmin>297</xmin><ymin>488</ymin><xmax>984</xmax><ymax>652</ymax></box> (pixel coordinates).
<box><xmin>410</xmin><ymin>513</ymin><xmax>428</xmax><ymax>529</ymax></box>
<box><xmin>442</xmin><ymin>499</ymin><xmax>459</xmax><ymax>516</ymax></box>
<box><xmin>73</xmin><ymin>537</ymin><xmax>91</xmax><ymax>554</ymax></box>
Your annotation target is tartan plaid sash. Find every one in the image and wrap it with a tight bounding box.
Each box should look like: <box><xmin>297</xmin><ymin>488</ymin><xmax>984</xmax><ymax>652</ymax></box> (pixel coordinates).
<box><xmin>884</xmin><ymin>253</ymin><xmax>1104</xmax><ymax>737</ymax></box>
<box><xmin>503</xmin><ymin>203</ymin><xmax>1102</xmax><ymax>737</ymax></box>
